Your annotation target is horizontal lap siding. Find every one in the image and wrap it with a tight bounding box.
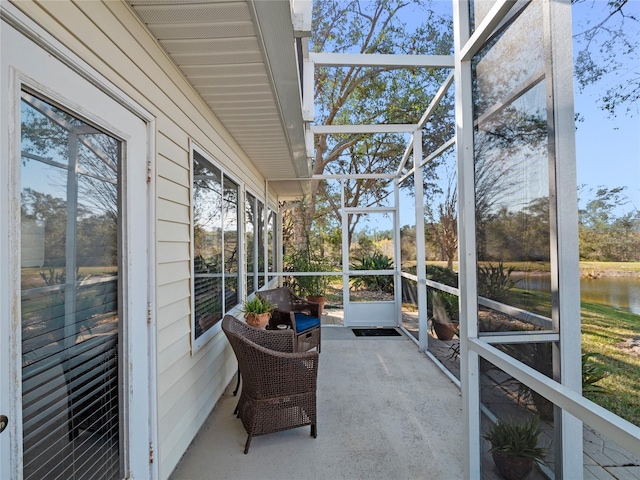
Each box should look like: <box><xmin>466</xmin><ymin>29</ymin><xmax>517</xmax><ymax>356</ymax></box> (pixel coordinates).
<box><xmin>14</xmin><ymin>1</ymin><xmax>265</xmax><ymax>478</ymax></box>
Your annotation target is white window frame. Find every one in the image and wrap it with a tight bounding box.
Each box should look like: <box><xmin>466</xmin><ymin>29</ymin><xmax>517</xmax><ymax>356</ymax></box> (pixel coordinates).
<box><xmin>190</xmin><ymin>142</ymin><xmax>243</xmax><ymax>352</ymax></box>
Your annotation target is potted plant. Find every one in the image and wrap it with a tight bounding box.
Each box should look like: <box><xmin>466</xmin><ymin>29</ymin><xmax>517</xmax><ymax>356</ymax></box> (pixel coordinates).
<box><xmin>429</xmin><ymin>290</ymin><xmax>459</xmax><ymax>341</ymax></box>
<box><xmin>289</xmin><ymin>249</ymin><xmax>329</xmax><ymax>315</ymax></box>
<box><xmin>304</xmin><ymin>273</ymin><xmax>329</xmax><ymax>315</ymax></box>
<box><xmin>241</xmin><ymin>296</ymin><xmax>273</xmax><ymax>329</ymax></box>
<box><xmin>483</xmin><ymin>417</ymin><xmax>548</xmax><ymax>480</ymax></box>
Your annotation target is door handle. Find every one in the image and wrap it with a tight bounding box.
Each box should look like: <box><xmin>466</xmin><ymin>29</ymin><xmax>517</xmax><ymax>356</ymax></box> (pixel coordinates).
<box><xmin>0</xmin><ymin>415</ymin><xmax>8</xmax><ymax>433</ymax></box>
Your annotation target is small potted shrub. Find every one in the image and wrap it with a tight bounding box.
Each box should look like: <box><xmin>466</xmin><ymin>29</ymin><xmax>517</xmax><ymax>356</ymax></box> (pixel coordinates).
<box><xmin>483</xmin><ymin>417</ymin><xmax>548</xmax><ymax>480</ymax></box>
<box><xmin>241</xmin><ymin>296</ymin><xmax>273</xmax><ymax>329</ymax></box>
<box><xmin>429</xmin><ymin>290</ymin><xmax>459</xmax><ymax>341</ymax></box>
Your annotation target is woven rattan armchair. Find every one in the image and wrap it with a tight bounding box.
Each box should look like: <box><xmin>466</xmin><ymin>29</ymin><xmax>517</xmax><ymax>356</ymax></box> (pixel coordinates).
<box><xmin>257</xmin><ymin>287</ymin><xmax>321</xmax><ymax>352</ymax></box>
<box><xmin>222</xmin><ymin>315</ymin><xmax>318</xmax><ymax>453</ymax></box>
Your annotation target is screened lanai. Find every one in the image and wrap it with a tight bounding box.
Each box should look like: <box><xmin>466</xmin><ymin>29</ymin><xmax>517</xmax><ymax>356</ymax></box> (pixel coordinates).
<box><xmin>3</xmin><ymin>0</ymin><xmax>639</xmax><ymax>479</ymax></box>
<box><xmin>234</xmin><ymin>0</ymin><xmax>640</xmax><ymax>478</ymax></box>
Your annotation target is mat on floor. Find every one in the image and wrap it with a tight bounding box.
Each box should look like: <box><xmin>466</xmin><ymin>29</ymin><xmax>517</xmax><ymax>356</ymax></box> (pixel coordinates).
<box><xmin>352</xmin><ymin>328</ymin><xmax>401</xmax><ymax>337</ymax></box>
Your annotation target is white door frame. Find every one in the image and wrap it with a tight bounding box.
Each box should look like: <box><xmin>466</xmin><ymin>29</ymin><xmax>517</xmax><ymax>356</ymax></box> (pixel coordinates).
<box><xmin>342</xmin><ymin>203</ymin><xmax>398</xmax><ymax>328</ymax></box>
<box><xmin>0</xmin><ymin>7</ymin><xmax>157</xmax><ymax>479</ymax></box>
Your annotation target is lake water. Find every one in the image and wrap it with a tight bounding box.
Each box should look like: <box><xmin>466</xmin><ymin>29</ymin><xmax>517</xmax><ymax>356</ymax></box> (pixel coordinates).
<box><xmin>515</xmin><ymin>274</ymin><xmax>640</xmax><ymax>316</ymax></box>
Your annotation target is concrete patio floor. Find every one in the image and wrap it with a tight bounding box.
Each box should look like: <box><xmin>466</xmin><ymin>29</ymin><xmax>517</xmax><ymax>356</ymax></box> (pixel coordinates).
<box><xmin>169</xmin><ymin>326</ymin><xmax>466</xmax><ymax>480</ymax></box>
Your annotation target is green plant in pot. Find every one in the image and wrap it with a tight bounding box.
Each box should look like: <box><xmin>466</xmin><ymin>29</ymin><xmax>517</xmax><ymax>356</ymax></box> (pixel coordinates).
<box><xmin>241</xmin><ymin>296</ymin><xmax>273</xmax><ymax>329</ymax></box>
<box><xmin>483</xmin><ymin>417</ymin><xmax>548</xmax><ymax>480</ymax></box>
<box><xmin>429</xmin><ymin>290</ymin><xmax>459</xmax><ymax>341</ymax></box>
<box><xmin>288</xmin><ymin>249</ymin><xmax>330</xmax><ymax>314</ymax></box>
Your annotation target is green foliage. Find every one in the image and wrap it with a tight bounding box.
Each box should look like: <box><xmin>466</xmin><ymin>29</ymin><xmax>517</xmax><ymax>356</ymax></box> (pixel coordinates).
<box><xmin>428</xmin><ymin>289</ymin><xmax>459</xmax><ymax>324</ymax></box>
<box><xmin>582</xmin><ymin>353</ymin><xmax>611</xmax><ymax>396</ymax></box>
<box><xmin>477</xmin><ymin>262</ymin><xmax>517</xmax><ymax>302</ymax></box>
<box><xmin>350</xmin><ymin>252</ymin><xmax>394</xmax><ymax>293</ymax></box>
<box><xmin>426</xmin><ymin>264</ymin><xmax>459</xmax><ymax>288</ymax></box>
<box><xmin>286</xmin><ymin>249</ymin><xmax>330</xmax><ymax>297</ymax></box>
<box><xmin>578</xmin><ymin>186</ymin><xmax>640</xmax><ymax>262</ymax></box>
<box><xmin>241</xmin><ymin>296</ymin><xmax>273</xmax><ymax>315</ymax></box>
<box><xmin>305</xmin><ymin>0</ymin><xmax>455</xmax><ymax>242</ymax></box>
<box><xmin>483</xmin><ymin>417</ymin><xmax>548</xmax><ymax>461</ymax></box>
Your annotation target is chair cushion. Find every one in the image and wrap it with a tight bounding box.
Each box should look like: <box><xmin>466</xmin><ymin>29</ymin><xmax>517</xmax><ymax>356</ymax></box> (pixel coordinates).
<box><xmin>294</xmin><ymin>313</ymin><xmax>320</xmax><ymax>333</ymax></box>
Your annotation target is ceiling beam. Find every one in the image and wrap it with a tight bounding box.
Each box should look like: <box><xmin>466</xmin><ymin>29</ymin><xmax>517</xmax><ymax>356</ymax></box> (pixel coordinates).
<box><xmin>309</xmin><ymin>53</ymin><xmax>454</xmax><ymax>68</ymax></box>
<box><xmin>311</xmin><ymin>124</ymin><xmax>418</xmax><ymax>134</ymax></box>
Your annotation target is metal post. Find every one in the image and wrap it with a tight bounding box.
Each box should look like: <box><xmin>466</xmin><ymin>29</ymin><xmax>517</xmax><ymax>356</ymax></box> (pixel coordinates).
<box><xmin>543</xmin><ymin>0</ymin><xmax>583</xmax><ymax>476</ymax></box>
<box><xmin>413</xmin><ymin>131</ymin><xmax>428</xmax><ymax>353</ymax></box>
<box><xmin>453</xmin><ymin>1</ymin><xmax>481</xmax><ymax>478</ymax></box>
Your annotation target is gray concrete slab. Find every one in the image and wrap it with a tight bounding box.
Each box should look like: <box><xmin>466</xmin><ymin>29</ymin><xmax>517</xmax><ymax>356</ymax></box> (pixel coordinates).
<box><xmin>169</xmin><ymin>329</ymin><xmax>465</xmax><ymax>480</ymax></box>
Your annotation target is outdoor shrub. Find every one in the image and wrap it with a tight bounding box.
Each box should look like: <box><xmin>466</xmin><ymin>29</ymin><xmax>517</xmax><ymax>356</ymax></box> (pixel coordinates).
<box><xmin>426</xmin><ymin>265</ymin><xmax>459</xmax><ymax>288</ymax></box>
<box><xmin>427</xmin><ymin>288</ymin><xmax>459</xmax><ymax>324</ymax></box>
<box><xmin>477</xmin><ymin>261</ymin><xmax>517</xmax><ymax>302</ymax></box>
<box><xmin>350</xmin><ymin>252</ymin><xmax>394</xmax><ymax>293</ymax></box>
<box><xmin>286</xmin><ymin>249</ymin><xmax>330</xmax><ymax>297</ymax></box>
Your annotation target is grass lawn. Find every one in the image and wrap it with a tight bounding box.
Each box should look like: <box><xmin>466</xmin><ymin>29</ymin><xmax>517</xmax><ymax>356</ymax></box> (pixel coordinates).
<box><xmin>421</xmin><ymin>260</ymin><xmax>640</xmax><ymax>276</ymax></box>
<box><xmin>505</xmin><ymin>288</ymin><xmax>640</xmax><ymax>426</ymax></box>
<box><xmin>581</xmin><ymin>302</ymin><xmax>640</xmax><ymax>426</ymax></box>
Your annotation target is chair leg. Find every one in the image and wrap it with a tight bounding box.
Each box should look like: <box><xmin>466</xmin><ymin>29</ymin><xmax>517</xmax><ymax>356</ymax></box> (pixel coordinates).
<box><xmin>244</xmin><ymin>435</ymin><xmax>252</xmax><ymax>454</ymax></box>
<box><xmin>311</xmin><ymin>424</ymin><xmax>317</xmax><ymax>438</ymax></box>
<box><xmin>233</xmin><ymin>370</ymin><xmax>241</xmax><ymax>395</ymax></box>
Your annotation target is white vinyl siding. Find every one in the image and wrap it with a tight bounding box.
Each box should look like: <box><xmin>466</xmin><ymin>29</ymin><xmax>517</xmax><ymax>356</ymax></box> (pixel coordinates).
<box><xmin>6</xmin><ymin>1</ymin><xmax>274</xmax><ymax>478</ymax></box>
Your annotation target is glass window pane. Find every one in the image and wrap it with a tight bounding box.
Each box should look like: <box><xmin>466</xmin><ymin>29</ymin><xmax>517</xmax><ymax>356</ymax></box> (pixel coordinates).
<box><xmin>193</xmin><ymin>153</ymin><xmax>223</xmax><ymax>338</ymax></box>
<box><xmin>257</xmin><ymin>200</ymin><xmax>265</xmax><ymax>289</ymax></box>
<box><xmin>245</xmin><ymin>192</ymin><xmax>256</xmax><ymax>294</ymax></box>
<box><xmin>223</xmin><ymin>176</ymin><xmax>239</xmax><ymax>311</ymax></box>
<box><xmin>21</xmin><ymin>93</ymin><xmax>120</xmax><ymax>479</ymax></box>
<box><xmin>267</xmin><ymin>209</ymin><xmax>276</xmax><ymax>281</ymax></box>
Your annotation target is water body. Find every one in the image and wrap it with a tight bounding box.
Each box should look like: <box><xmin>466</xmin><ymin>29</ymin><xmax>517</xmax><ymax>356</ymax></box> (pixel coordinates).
<box><xmin>515</xmin><ymin>274</ymin><xmax>640</xmax><ymax>316</ymax></box>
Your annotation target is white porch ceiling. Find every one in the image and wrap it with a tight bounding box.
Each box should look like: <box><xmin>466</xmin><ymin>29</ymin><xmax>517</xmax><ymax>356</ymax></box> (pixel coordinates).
<box><xmin>127</xmin><ymin>0</ymin><xmax>309</xmax><ymax>197</ymax></box>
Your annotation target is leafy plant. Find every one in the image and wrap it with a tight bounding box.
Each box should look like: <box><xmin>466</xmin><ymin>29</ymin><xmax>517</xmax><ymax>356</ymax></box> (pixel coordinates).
<box><xmin>287</xmin><ymin>249</ymin><xmax>330</xmax><ymax>297</ymax></box>
<box><xmin>241</xmin><ymin>296</ymin><xmax>273</xmax><ymax>315</ymax></box>
<box><xmin>582</xmin><ymin>353</ymin><xmax>611</xmax><ymax>396</ymax></box>
<box><xmin>426</xmin><ymin>265</ymin><xmax>459</xmax><ymax>288</ymax></box>
<box><xmin>483</xmin><ymin>417</ymin><xmax>548</xmax><ymax>461</ymax></box>
<box><xmin>350</xmin><ymin>252</ymin><xmax>394</xmax><ymax>293</ymax></box>
<box><xmin>477</xmin><ymin>261</ymin><xmax>518</xmax><ymax>302</ymax></box>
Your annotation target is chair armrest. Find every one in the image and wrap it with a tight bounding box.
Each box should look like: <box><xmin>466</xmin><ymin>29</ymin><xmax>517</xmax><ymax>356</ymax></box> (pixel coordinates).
<box><xmin>290</xmin><ymin>301</ymin><xmax>319</xmax><ymax>318</ymax></box>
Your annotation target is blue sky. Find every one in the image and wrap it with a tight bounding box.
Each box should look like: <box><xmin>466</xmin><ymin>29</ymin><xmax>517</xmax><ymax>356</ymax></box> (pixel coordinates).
<box><xmin>354</xmin><ymin>0</ymin><xmax>639</xmax><ymax>233</ymax></box>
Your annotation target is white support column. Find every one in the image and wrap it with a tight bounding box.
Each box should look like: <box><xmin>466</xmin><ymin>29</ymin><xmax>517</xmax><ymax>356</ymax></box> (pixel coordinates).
<box><xmin>394</xmin><ymin>179</ymin><xmax>402</xmax><ymax>328</ymax></box>
<box><xmin>303</xmin><ymin>60</ymin><xmax>314</xmax><ymax>122</ymax></box>
<box><xmin>413</xmin><ymin>132</ymin><xmax>428</xmax><ymax>353</ymax></box>
<box><xmin>544</xmin><ymin>0</ymin><xmax>583</xmax><ymax>477</ymax></box>
<box><xmin>340</xmin><ymin>179</ymin><xmax>350</xmax><ymax>325</ymax></box>
<box><xmin>453</xmin><ymin>0</ymin><xmax>481</xmax><ymax>478</ymax></box>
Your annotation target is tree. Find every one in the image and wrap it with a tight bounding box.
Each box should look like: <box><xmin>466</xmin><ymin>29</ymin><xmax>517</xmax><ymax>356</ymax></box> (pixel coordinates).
<box><xmin>286</xmin><ymin>0</ymin><xmax>454</xmax><ymax>251</ymax></box>
<box><xmin>424</xmin><ymin>174</ymin><xmax>457</xmax><ymax>268</ymax></box>
<box><xmin>573</xmin><ymin>0</ymin><xmax>639</xmax><ymax>117</ymax></box>
<box><xmin>578</xmin><ymin>185</ymin><xmax>640</xmax><ymax>261</ymax></box>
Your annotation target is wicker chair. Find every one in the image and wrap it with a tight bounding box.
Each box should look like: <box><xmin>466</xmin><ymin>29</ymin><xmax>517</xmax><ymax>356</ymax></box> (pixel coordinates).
<box><xmin>257</xmin><ymin>287</ymin><xmax>321</xmax><ymax>352</ymax></box>
<box><xmin>222</xmin><ymin>315</ymin><xmax>319</xmax><ymax>453</ymax></box>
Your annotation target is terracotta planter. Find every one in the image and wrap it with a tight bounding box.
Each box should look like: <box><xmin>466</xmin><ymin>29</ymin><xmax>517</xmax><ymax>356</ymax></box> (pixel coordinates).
<box><xmin>433</xmin><ymin>321</ymin><xmax>457</xmax><ymax>341</ymax></box>
<box><xmin>491</xmin><ymin>452</ymin><xmax>535</xmax><ymax>480</ymax></box>
<box><xmin>306</xmin><ymin>295</ymin><xmax>326</xmax><ymax>316</ymax></box>
<box><xmin>244</xmin><ymin>312</ymin><xmax>270</xmax><ymax>329</ymax></box>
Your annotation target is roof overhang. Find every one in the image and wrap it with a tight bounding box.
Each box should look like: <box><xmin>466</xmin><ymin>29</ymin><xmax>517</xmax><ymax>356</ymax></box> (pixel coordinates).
<box><xmin>127</xmin><ymin>0</ymin><xmax>311</xmax><ymax>197</ymax></box>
